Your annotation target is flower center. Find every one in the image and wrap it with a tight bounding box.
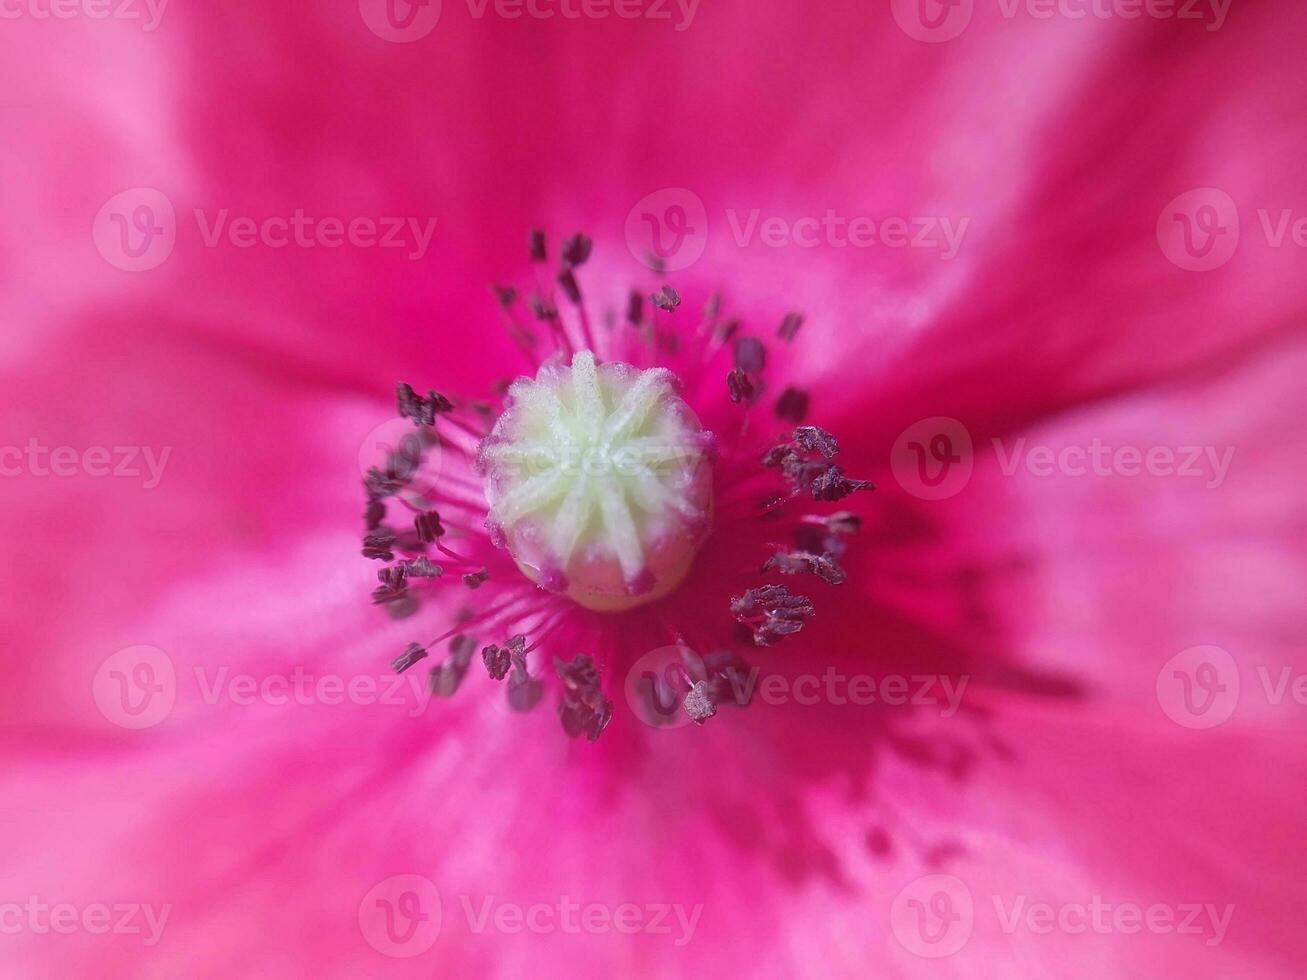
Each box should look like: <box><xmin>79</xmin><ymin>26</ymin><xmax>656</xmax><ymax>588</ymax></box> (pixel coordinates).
<box><xmin>478</xmin><ymin>351</ymin><xmax>713</xmax><ymax>612</ymax></box>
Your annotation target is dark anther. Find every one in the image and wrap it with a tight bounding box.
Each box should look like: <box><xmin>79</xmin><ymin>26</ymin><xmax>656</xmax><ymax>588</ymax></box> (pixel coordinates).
<box><xmin>362</xmin><ymin>528</ymin><xmax>398</xmax><ymax>561</ymax></box>
<box><xmin>732</xmin><ymin>336</ymin><xmax>766</xmax><ymax>375</ymax></box>
<box><xmin>793</xmin><ymin>425</ymin><xmax>837</xmax><ymax>459</ymax></box>
<box><xmin>364</xmin><ymin>466</ymin><xmax>402</xmax><ymax>502</ymax></box>
<box><xmin>387</xmin><ymin>433</ymin><xmax>422</xmax><ymax>482</ymax></box>
<box><xmin>391</xmin><ymin>642</ymin><xmax>428</xmax><ymax>674</ymax></box>
<box><xmin>462</xmin><ymin>567</ymin><xmax>489</xmax><ymax>589</ymax></box>
<box><xmin>528</xmin><ymin>294</ymin><xmax>559</xmax><ymax>321</ymax></box>
<box><xmin>626</xmin><ymin>290</ymin><xmax>644</xmax><ymax>325</ymax></box>
<box><xmin>810</xmin><ymin>465</ymin><xmax>875</xmax><ymax>502</ymax></box>
<box><xmin>483</xmin><ymin>634</ymin><xmax>525</xmax><ymax>682</ymax></box>
<box><xmin>762</xmin><ymin>548</ymin><xmax>847</xmax><ymax>585</ymax></box>
<box><xmin>372</xmin><ymin>564</ymin><xmax>409</xmax><ymax>604</ymax></box>
<box><xmin>714</xmin><ymin>319</ymin><xmax>740</xmax><ymax>343</ymax></box>
<box><xmin>727</xmin><ymin>368</ymin><xmax>756</xmax><ymax>404</ymax></box>
<box><xmin>778</xmin><ymin>312</ymin><xmax>804</xmax><ymax>342</ymax></box>
<box><xmin>704</xmin><ymin>292</ymin><xmax>721</xmax><ymax>319</ymax></box>
<box><xmin>560</xmin><ymin>233</ymin><xmax>593</xmax><ymax>268</ymax></box>
<box><xmin>414</xmin><ymin>511</ymin><xmax>445</xmax><ymax>543</ymax></box>
<box><xmin>396</xmin><ymin>381</ymin><xmax>421</xmax><ymax>421</ymax></box>
<box><xmin>364</xmin><ymin>499</ymin><xmax>386</xmax><ymax>529</ymax></box>
<box><xmin>507</xmin><ymin>655</ymin><xmax>544</xmax><ymax>712</ymax></box>
<box><xmin>555</xmin><ymin>654</ymin><xmax>614</xmax><ymax>742</ymax></box>
<box><xmin>396</xmin><ymin>382</ymin><xmax>452</xmax><ymax>426</ymax></box>
<box><xmin>650</xmin><ymin>285</ymin><xmax>681</xmax><ymax>313</ymax></box>
<box><xmin>492</xmin><ymin>284</ymin><xmax>518</xmax><ymax>308</ymax></box>
<box><xmin>403</xmin><ymin>556</ymin><xmax>442</xmax><ymax>578</ymax></box>
<box><xmin>557</xmin><ymin>268</ymin><xmax>581</xmax><ymax>304</ymax></box>
<box><xmin>683</xmin><ymin>680</ymin><xmax>717</xmax><ymax>724</ymax></box>
<box><xmin>775</xmin><ymin>387</ymin><xmax>810</xmax><ymax>423</ymax></box>
<box><xmin>730</xmin><ymin>584</ymin><xmax>815</xmax><ymax>646</ymax></box>
<box><xmin>430</xmin><ymin>634</ymin><xmax>476</xmax><ymax>698</ymax></box>
<box><xmin>529</xmin><ymin>228</ymin><xmax>547</xmax><ymax>262</ymax></box>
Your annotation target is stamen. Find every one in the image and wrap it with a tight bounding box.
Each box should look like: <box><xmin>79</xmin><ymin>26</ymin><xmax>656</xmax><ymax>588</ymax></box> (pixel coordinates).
<box><xmin>777</xmin><ymin>312</ymin><xmax>804</xmax><ymax>342</ymax></box>
<box><xmin>730</xmin><ymin>584</ymin><xmax>815</xmax><ymax>646</ymax></box>
<box><xmin>555</xmin><ymin>654</ymin><xmax>613</xmax><ymax>741</ymax></box>
<box><xmin>650</xmin><ymin>285</ymin><xmax>681</xmax><ymax>313</ymax></box>
<box><xmin>391</xmin><ymin>642</ymin><xmax>429</xmax><ymax>674</ymax></box>
<box><xmin>414</xmin><ymin>511</ymin><xmax>445</xmax><ymax>542</ymax></box>
<box><xmin>774</xmin><ymin>386</ymin><xmax>810</xmax><ymax>423</ymax></box>
<box><xmin>528</xmin><ymin>228</ymin><xmax>547</xmax><ymax>263</ymax></box>
<box><xmin>429</xmin><ymin>634</ymin><xmax>476</xmax><ymax>697</ymax></box>
<box><xmin>482</xmin><ymin>634</ymin><xmax>525</xmax><ymax>680</ymax></box>
<box><xmin>683</xmin><ymin>680</ymin><xmax>717</xmax><ymax>724</ymax></box>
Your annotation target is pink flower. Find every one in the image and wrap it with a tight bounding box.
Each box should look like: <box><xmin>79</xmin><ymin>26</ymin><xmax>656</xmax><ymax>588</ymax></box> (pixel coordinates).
<box><xmin>3</xmin><ymin>1</ymin><xmax>1306</xmax><ymax>976</ymax></box>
